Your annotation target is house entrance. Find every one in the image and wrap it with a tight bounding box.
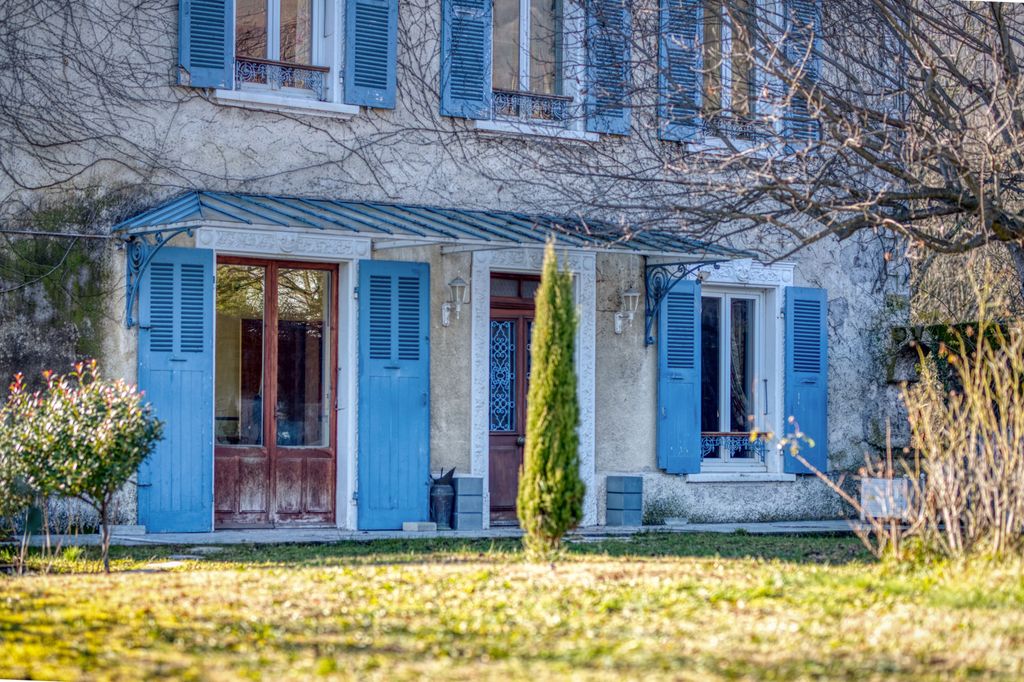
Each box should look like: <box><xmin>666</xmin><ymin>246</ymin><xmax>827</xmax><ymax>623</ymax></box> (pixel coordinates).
<box><xmin>213</xmin><ymin>257</ymin><xmax>338</xmax><ymax>528</ymax></box>
<box><xmin>488</xmin><ymin>274</ymin><xmax>540</xmax><ymax>524</ymax></box>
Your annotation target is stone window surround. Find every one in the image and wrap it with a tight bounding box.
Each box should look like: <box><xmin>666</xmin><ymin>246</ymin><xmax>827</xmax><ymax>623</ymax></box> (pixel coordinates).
<box><xmin>470</xmin><ymin>247</ymin><xmax>597</xmax><ymax>527</ymax></box>
<box><xmin>686</xmin><ymin>258</ymin><xmax>797</xmax><ymax>482</ymax></box>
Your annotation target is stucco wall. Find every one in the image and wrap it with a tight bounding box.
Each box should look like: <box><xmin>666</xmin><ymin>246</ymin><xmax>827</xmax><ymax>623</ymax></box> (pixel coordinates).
<box><xmin>1</xmin><ymin>0</ymin><xmax>907</xmax><ymax>529</ymax></box>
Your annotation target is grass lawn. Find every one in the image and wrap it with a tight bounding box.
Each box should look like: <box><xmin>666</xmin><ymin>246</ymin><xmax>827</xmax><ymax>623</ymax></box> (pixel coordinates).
<box><xmin>2</xmin><ymin>533</ymin><xmax>1023</xmax><ymax>680</ymax></box>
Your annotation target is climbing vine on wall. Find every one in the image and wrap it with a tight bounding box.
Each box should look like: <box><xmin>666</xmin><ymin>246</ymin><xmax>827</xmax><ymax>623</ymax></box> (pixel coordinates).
<box><xmin>0</xmin><ymin>192</ymin><xmax>133</xmax><ymax>382</ymax></box>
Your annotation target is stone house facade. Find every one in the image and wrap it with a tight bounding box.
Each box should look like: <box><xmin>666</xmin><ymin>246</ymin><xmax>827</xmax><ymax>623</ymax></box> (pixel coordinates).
<box><xmin>1</xmin><ymin>0</ymin><xmax>903</xmax><ymax>531</ymax></box>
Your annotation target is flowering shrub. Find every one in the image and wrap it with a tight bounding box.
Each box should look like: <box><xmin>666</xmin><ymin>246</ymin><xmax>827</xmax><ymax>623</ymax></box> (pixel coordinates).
<box><xmin>0</xmin><ymin>360</ymin><xmax>162</xmax><ymax>571</ymax></box>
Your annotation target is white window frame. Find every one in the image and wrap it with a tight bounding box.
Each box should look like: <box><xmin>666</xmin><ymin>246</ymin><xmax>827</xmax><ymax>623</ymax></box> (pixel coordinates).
<box><xmin>699</xmin><ymin>287</ymin><xmax>767</xmax><ymax>472</ymax></box>
<box><xmin>213</xmin><ymin>0</ymin><xmax>361</xmax><ymax>117</ymax></box>
<box><xmin>477</xmin><ymin>0</ymin><xmax>594</xmax><ymax>139</ymax></box>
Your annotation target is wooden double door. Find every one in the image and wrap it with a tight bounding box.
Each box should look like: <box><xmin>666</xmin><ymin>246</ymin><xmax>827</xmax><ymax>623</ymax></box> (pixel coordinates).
<box><xmin>213</xmin><ymin>258</ymin><xmax>338</xmax><ymax>528</ymax></box>
<box><xmin>488</xmin><ymin>274</ymin><xmax>539</xmax><ymax>524</ymax></box>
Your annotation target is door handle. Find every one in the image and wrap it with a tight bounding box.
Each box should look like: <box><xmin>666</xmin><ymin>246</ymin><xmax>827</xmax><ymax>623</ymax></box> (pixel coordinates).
<box><xmin>516</xmin><ymin>436</ymin><xmax>526</xmax><ymax>446</ymax></box>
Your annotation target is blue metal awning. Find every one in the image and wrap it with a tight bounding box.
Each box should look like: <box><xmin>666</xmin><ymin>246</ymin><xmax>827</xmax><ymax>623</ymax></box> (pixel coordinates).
<box><xmin>112</xmin><ymin>191</ymin><xmax>745</xmax><ymax>258</ymax></box>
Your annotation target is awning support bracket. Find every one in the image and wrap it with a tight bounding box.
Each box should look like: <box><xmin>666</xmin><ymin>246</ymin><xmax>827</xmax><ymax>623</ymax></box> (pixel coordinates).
<box><xmin>122</xmin><ymin>227</ymin><xmax>193</xmax><ymax>328</ymax></box>
<box><xmin>644</xmin><ymin>259</ymin><xmax>726</xmax><ymax>346</ymax></box>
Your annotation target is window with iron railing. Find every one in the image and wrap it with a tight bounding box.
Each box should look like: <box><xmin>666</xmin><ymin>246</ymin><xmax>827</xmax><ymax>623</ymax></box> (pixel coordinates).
<box><xmin>234</xmin><ymin>0</ymin><xmax>329</xmax><ymax>101</ymax></box>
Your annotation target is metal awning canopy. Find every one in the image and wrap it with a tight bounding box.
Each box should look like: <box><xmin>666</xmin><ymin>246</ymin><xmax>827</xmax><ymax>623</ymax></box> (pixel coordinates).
<box><xmin>114</xmin><ymin>191</ymin><xmax>754</xmax><ymax>332</ymax></box>
<box><xmin>112</xmin><ymin>191</ymin><xmax>746</xmax><ymax>258</ymax></box>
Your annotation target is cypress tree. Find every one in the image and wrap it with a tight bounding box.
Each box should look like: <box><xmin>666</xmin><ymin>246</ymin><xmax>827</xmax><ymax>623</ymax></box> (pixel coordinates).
<box><xmin>517</xmin><ymin>241</ymin><xmax>584</xmax><ymax>557</ymax></box>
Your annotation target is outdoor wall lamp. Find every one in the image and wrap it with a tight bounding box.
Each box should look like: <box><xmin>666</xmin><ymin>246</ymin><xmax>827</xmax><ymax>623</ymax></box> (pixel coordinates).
<box><xmin>441</xmin><ymin>276</ymin><xmax>470</xmax><ymax>327</ymax></box>
<box><xmin>614</xmin><ymin>287</ymin><xmax>641</xmax><ymax>334</ymax></box>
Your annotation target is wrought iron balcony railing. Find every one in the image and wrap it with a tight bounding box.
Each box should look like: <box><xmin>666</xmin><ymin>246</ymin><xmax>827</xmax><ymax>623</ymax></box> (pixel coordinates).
<box><xmin>701</xmin><ymin>114</ymin><xmax>774</xmax><ymax>142</ymax></box>
<box><xmin>234</xmin><ymin>57</ymin><xmax>328</xmax><ymax>101</ymax></box>
<box><xmin>700</xmin><ymin>432</ymin><xmax>768</xmax><ymax>462</ymax></box>
<box><xmin>491</xmin><ymin>89</ymin><xmax>573</xmax><ymax>127</ymax></box>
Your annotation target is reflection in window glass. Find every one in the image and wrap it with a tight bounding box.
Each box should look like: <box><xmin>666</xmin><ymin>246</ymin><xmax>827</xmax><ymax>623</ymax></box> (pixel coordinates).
<box><xmin>730</xmin><ymin>0</ymin><xmax>755</xmax><ymax>117</ymax></box>
<box><xmin>276</xmin><ymin>269</ymin><xmax>330</xmax><ymax>447</ymax></box>
<box><xmin>236</xmin><ymin>0</ymin><xmax>268</xmax><ymax>59</ymax></box>
<box><xmin>700</xmin><ymin>296</ymin><xmax>721</xmax><ymax>436</ymax></box>
<box><xmin>702</xmin><ymin>0</ymin><xmax>723</xmax><ymax>114</ymax></box>
<box><xmin>215</xmin><ymin>265</ymin><xmax>265</xmax><ymax>446</ymax></box>
<box><xmin>530</xmin><ymin>0</ymin><xmax>563</xmax><ymax>95</ymax></box>
<box><xmin>280</xmin><ymin>0</ymin><xmax>313</xmax><ymax>65</ymax></box>
<box><xmin>730</xmin><ymin>298</ymin><xmax>754</xmax><ymax>432</ymax></box>
<box><xmin>493</xmin><ymin>0</ymin><xmax>521</xmax><ymax>91</ymax></box>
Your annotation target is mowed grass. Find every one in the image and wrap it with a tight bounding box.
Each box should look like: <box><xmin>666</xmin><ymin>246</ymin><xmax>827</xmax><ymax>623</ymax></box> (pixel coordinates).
<box><xmin>2</xmin><ymin>533</ymin><xmax>1024</xmax><ymax>680</ymax></box>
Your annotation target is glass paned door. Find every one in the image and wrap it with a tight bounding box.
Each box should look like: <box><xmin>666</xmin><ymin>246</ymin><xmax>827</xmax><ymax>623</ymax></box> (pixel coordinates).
<box><xmin>700</xmin><ymin>292</ymin><xmax>761</xmax><ymax>462</ymax></box>
<box><xmin>214</xmin><ymin>258</ymin><xmax>337</xmax><ymax>528</ymax></box>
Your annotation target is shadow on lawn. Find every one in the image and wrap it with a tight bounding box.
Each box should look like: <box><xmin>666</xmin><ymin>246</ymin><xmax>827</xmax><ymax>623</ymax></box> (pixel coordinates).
<box><xmin>97</xmin><ymin>532</ymin><xmax>870</xmax><ymax>570</ymax></box>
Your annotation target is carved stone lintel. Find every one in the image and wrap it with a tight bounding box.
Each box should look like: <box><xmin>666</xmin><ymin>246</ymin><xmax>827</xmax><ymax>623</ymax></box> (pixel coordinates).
<box><xmin>196</xmin><ymin>226</ymin><xmax>371</xmax><ymax>260</ymax></box>
<box><xmin>693</xmin><ymin>259</ymin><xmax>795</xmax><ymax>287</ymax></box>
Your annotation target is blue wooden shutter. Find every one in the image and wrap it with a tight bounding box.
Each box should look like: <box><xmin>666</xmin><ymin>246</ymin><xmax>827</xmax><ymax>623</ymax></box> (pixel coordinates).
<box><xmin>344</xmin><ymin>0</ymin><xmax>398</xmax><ymax>108</ymax></box>
<box><xmin>659</xmin><ymin>0</ymin><xmax>702</xmax><ymax>141</ymax></box>
<box><xmin>585</xmin><ymin>0</ymin><xmax>631</xmax><ymax>135</ymax></box>
<box><xmin>357</xmin><ymin>260</ymin><xmax>431</xmax><ymax>530</ymax></box>
<box><xmin>783</xmin><ymin>0</ymin><xmax>820</xmax><ymax>140</ymax></box>
<box><xmin>137</xmin><ymin>247</ymin><xmax>214</xmax><ymax>532</ymax></box>
<box><xmin>440</xmin><ymin>0</ymin><xmax>492</xmax><ymax>119</ymax></box>
<box><xmin>177</xmin><ymin>0</ymin><xmax>234</xmax><ymax>89</ymax></box>
<box><xmin>657</xmin><ymin>280</ymin><xmax>701</xmax><ymax>474</ymax></box>
<box><xmin>784</xmin><ymin>287</ymin><xmax>828</xmax><ymax>474</ymax></box>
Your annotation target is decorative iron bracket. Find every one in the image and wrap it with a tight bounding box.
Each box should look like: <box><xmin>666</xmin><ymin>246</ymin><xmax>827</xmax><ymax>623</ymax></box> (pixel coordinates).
<box><xmin>644</xmin><ymin>259</ymin><xmax>727</xmax><ymax>345</ymax></box>
<box><xmin>122</xmin><ymin>227</ymin><xmax>193</xmax><ymax>328</ymax></box>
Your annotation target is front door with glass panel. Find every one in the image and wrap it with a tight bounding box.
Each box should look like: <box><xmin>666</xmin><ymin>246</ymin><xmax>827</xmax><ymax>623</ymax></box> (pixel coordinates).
<box><xmin>488</xmin><ymin>274</ymin><xmax>540</xmax><ymax>524</ymax></box>
<box><xmin>700</xmin><ymin>291</ymin><xmax>765</xmax><ymax>465</ymax></box>
<box><xmin>214</xmin><ymin>258</ymin><xmax>338</xmax><ymax>527</ymax></box>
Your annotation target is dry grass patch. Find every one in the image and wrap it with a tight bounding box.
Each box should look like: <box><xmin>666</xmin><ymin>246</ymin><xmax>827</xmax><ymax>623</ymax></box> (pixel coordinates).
<box><xmin>1</xmin><ymin>534</ymin><xmax>1022</xmax><ymax>680</ymax></box>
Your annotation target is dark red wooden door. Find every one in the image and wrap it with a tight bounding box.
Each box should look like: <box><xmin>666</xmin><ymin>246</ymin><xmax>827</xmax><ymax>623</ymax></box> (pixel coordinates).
<box><xmin>214</xmin><ymin>258</ymin><xmax>338</xmax><ymax>528</ymax></box>
<box><xmin>488</xmin><ymin>275</ymin><xmax>538</xmax><ymax>524</ymax></box>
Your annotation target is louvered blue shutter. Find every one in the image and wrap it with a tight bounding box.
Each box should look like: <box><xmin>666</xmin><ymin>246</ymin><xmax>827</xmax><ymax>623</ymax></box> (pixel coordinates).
<box><xmin>657</xmin><ymin>280</ymin><xmax>701</xmax><ymax>474</ymax></box>
<box><xmin>586</xmin><ymin>0</ymin><xmax>631</xmax><ymax>135</ymax></box>
<box><xmin>344</xmin><ymin>0</ymin><xmax>398</xmax><ymax>108</ymax></box>
<box><xmin>783</xmin><ymin>0</ymin><xmax>820</xmax><ymax>140</ymax></box>
<box><xmin>357</xmin><ymin>260</ymin><xmax>431</xmax><ymax>530</ymax></box>
<box><xmin>659</xmin><ymin>0</ymin><xmax>702</xmax><ymax>141</ymax></box>
<box><xmin>784</xmin><ymin>287</ymin><xmax>828</xmax><ymax>474</ymax></box>
<box><xmin>137</xmin><ymin>247</ymin><xmax>214</xmax><ymax>532</ymax></box>
<box><xmin>440</xmin><ymin>0</ymin><xmax>492</xmax><ymax>118</ymax></box>
<box><xmin>177</xmin><ymin>0</ymin><xmax>234</xmax><ymax>89</ymax></box>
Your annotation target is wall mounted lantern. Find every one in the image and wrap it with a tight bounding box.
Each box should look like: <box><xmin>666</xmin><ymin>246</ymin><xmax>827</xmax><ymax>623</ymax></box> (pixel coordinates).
<box><xmin>441</xmin><ymin>276</ymin><xmax>470</xmax><ymax>327</ymax></box>
<box><xmin>614</xmin><ymin>287</ymin><xmax>642</xmax><ymax>334</ymax></box>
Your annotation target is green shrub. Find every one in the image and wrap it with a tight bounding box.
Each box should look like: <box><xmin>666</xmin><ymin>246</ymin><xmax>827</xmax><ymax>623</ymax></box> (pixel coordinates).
<box><xmin>516</xmin><ymin>242</ymin><xmax>584</xmax><ymax>558</ymax></box>
<box><xmin>0</xmin><ymin>361</ymin><xmax>163</xmax><ymax>571</ymax></box>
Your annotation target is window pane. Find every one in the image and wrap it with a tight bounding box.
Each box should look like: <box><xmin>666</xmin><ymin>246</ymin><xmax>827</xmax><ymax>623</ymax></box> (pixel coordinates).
<box><xmin>729</xmin><ymin>298</ymin><xmax>754</xmax><ymax>432</ymax></box>
<box><xmin>236</xmin><ymin>0</ymin><xmax>268</xmax><ymax>59</ymax></box>
<box><xmin>529</xmin><ymin>0</ymin><xmax>563</xmax><ymax>95</ymax></box>
<box><xmin>491</xmin><ymin>277</ymin><xmax>520</xmax><ymax>297</ymax></box>
<box><xmin>521</xmin><ymin>279</ymin><xmax>540</xmax><ymax>300</ymax></box>
<box><xmin>276</xmin><ymin>268</ymin><xmax>329</xmax><ymax>447</ymax></box>
<box><xmin>730</xmin><ymin>0</ymin><xmax>755</xmax><ymax>117</ymax></box>
<box><xmin>493</xmin><ymin>0</ymin><xmax>521</xmax><ymax>91</ymax></box>
<box><xmin>700</xmin><ymin>296</ymin><xmax>721</xmax><ymax>435</ymax></box>
<box><xmin>702</xmin><ymin>0</ymin><xmax>723</xmax><ymax>114</ymax></box>
<box><xmin>280</xmin><ymin>0</ymin><xmax>314</xmax><ymax>65</ymax></box>
<box><xmin>490</xmin><ymin>320</ymin><xmax>517</xmax><ymax>432</ymax></box>
<box><xmin>216</xmin><ymin>265</ymin><xmax>265</xmax><ymax>446</ymax></box>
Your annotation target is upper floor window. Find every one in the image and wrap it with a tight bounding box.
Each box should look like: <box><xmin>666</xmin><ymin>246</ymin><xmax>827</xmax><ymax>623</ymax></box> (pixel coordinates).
<box><xmin>702</xmin><ymin>0</ymin><xmax>756</xmax><ymax>120</ymax></box>
<box><xmin>493</xmin><ymin>0</ymin><xmax>564</xmax><ymax>95</ymax></box>
<box><xmin>491</xmin><ymin>0</ymin><xmax>572</xmax><ymax>125</ymax></box>
<box><xmin>235</xmin><ymin>0</ymin><xmax>328</xmax><ymax>100</ymax></box>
